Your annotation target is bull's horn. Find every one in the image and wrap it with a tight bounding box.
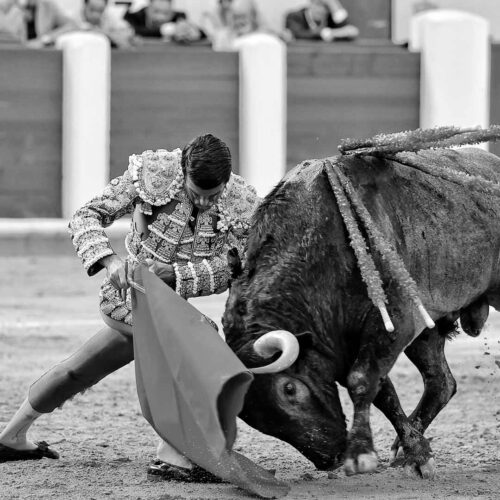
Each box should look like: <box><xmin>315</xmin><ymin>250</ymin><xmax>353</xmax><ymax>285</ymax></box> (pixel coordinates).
<box><xmin>250</xmin><ymin>330</ymin><xmax>300</xmax><ymax>374</ymax></box>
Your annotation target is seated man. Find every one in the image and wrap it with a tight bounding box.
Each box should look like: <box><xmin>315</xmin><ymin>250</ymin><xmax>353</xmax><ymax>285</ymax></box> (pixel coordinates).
<box><xmin>0</xmin><ymin>0</ymin><xmax>26</xmax><ymax>43</ymax></box>
<box><xmin>124</xmin><ymin>0</ymin><xmax>204</xmax><ymax>44</ymax></box>
<box><xmin>202</xmin><ymin>0</ymin><xmax>264</xmax><ymax>50</ymax></box>
<box><xmin>204</xmin><ymin>0</ymin><xmax>262</xmax><ymax>39</ymax></box>
<box><xmin>20</xmin><ymin>0</ymin><xmax>38</xmax><ymax>40</ymax></box>
<box><xmin>28</xmin><ymin>0</ymin><xmax>134</xmax><ymax>48</ymax></box>
<box><xmin>285</xmin><ymin>0</ymin><xmax>359</xmax><ymax>42</ymax></box>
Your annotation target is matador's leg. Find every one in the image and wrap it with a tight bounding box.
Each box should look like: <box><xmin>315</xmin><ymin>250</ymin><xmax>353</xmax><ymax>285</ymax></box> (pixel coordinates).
<box><xmin>0</xmin><ymin>326</ymin><xmax>133</xmax><ymax>457</ymax></box>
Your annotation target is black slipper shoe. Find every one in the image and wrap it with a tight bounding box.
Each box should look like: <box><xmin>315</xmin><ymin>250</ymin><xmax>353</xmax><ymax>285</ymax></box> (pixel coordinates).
<box><xmin>147</xmin><ymin>459</ymin><xmax>226</xmax><ymax>483</ymax></box>
<box><xmin>0</xmin><ymin>441</ymin><xmax>59</xmax><ymax>463</ymax></box>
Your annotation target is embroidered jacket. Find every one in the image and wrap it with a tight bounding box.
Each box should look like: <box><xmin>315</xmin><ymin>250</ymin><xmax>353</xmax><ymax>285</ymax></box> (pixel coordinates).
<box><xmin>68</xmin><ymin>148</ymin><xmax>260</xmax><ymax>326</ymax></box>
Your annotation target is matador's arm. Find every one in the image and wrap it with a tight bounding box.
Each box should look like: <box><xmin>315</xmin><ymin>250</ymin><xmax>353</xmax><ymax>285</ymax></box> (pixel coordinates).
<box><xmin>173</xmin><ymin>227</ymin><xmax>249</xmax><ymax>298</ymax></box>
<box><xmin>68</xmin><ymin>170</ymin><xmax>138</xmax><ymax>276</ymax></box>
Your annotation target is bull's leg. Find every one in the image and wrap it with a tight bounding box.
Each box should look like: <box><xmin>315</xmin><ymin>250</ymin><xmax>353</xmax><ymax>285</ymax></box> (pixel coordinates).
<box><xmin>391</xmin><ymin>324</ymin><xmax>457</xmax><ymax>461</ymax></box>
<box><xmin>344</xmin><ymin>315</ymin><xmax>414</xmax><ymax>476</ymax></box>
<box><xmin>373</xmin><ymin>377</ymin><xmax>435</xmax><ymax>478</ymax></box>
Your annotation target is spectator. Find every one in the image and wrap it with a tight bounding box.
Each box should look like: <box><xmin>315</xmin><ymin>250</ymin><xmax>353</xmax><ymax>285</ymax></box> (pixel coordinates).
<box><xmin>27</xmin><ymin>0</ymin><xmax>134</xmax><ymax>48</ymax></box>
<box><xmin>202</xmin><ymin>0</ymin><xmax>267</xmax><ymax>50</ymax></box>
<box><xmin>0</xmin><ymin>0</ymin><xmax>26</xmax><ymax>43</ymax></box>
<box><xmin>20</xmin><ymin>0</ymin><xmax>37</xmax><ymax>39</ymax></box>
<box><xmin>285</xmin><ymin>0</ymin><xmax>359</xmax><ymax>42</ymax></box>
<box><xmin>25</xmin><ymin>0</ymin><xmax>72</xmax><ymax>41</ymax></box>
<box><xmin>124</xmin><ymin>0</ymin><xmax>204</xmax><ymax>44</ymax></box>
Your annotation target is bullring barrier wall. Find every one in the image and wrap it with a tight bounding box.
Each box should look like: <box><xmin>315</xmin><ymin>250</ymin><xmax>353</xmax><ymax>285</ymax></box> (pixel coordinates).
<box><xmin>0</xmin><ymin>11</ymin><xmax>498</xmax><ymax>219</ymax></box>
<box><xmin>0</xmin><ymin>39</ymin><xmax>419</xmax><ymax>218</ymax></box>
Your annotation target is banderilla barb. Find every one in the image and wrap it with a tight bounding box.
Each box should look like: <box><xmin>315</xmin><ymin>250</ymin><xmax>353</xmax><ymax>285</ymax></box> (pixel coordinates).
<box><xmin>324</xmin><ymin>159</ymin><xmax>395</xmax><ymax>333</ymax></box>
<box><xmin>325</xmin><ymin>159</ymin><xmax>435</xmax><ymax>334</ymax></box>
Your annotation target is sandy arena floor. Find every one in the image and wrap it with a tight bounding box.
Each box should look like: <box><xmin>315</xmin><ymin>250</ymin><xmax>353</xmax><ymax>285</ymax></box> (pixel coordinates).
<box><xmin>0</xmin><ymin>256</ymin><xmax>499</xmax><ymax>499</ymax></box>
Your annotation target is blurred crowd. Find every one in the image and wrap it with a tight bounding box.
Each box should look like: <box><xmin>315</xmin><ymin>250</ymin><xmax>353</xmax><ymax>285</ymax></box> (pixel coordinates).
<box><xmin>0</xmin><ymin>0</ymin><xmax>359</xmax><ymax>50</ymax></box>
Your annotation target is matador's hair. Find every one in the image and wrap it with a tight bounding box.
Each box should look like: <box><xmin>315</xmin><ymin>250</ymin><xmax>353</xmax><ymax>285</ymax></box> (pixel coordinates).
<box><xmin>181</xmin><ymin>134</ymin><xmax>232</xmax><ymax>189</ymax></box>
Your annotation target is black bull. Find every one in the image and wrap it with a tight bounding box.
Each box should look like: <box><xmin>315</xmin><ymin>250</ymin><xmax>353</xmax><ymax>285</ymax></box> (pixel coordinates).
<box><xmin>222</xmin><ymin>147</ymin><xmax>500</xmax><ymax>476</ymax></box>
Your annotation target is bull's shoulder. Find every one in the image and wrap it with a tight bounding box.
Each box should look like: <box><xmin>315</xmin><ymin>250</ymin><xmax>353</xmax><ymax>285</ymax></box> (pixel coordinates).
<box><xmin>283</xmin><ymin>158</ymin><xmax>328</xmax><ymax>187</ymax></box>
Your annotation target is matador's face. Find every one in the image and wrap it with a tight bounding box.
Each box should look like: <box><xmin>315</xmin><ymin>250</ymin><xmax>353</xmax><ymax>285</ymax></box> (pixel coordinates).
<box><xmin>184</xmin><ymin>176</ymin><xmax>226</xmax><ymax>211</ymax></box>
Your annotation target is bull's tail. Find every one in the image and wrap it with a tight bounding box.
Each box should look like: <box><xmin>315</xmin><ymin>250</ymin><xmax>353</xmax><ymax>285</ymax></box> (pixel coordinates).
<box><xmin>338</xmin><ymin>125</ymin><xmax>500</xmax><ymax>157</ymax></box>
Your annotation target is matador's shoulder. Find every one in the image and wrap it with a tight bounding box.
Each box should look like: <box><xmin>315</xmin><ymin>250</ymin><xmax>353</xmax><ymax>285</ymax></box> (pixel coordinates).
<box><xmin>127</xmin><ymin>148</ymin><xmax>183</xmax><ymax>206</ymax></box>
<box><xmin>220</xmin><ymin>173</ymin><xmax>261</xmax><ymax>229</ymax></box>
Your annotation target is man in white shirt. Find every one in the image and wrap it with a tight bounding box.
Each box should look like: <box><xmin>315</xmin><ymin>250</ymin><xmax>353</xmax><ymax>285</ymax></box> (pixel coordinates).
<box><xmin>29</xmin><ymin>0</ymin><xmax>133</xmax><ymax>48</ymax></box>
<box><xmin>0</xmin><ymin>0</ymin><xmax>26</xmax><ymax>43</ymax></box>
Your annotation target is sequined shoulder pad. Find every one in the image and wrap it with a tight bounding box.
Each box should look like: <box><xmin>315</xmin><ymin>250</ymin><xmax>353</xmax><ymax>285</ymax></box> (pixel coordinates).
<box><xmin>219</xmin><ymin>173</ymin><xmax>260</xmax><ymax>231</ymax></box>
<box><xmin>128</xmin><ymin>148</ymin><xmax>183</xmax><ymax>206</ymax></box>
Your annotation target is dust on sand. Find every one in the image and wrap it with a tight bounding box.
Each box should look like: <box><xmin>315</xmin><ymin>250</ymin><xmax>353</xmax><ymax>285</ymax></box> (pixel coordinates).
<box><xmin>0</xmin><ymin>257</ymin><xmax>499</xmax><ymax>499</ymax></box>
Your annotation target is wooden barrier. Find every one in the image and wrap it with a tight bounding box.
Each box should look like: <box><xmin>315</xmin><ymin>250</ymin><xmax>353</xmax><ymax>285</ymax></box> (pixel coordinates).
<box><xmin>109</xmin><ymin>45</ymin><xmax>239</xmax><ymax>179</ymax></box>
<box><xmin>0</xmin><ymin>47</ymin><xmax>62</xmax><ymax>217</ymax></box>
<box><xmin>491</xmin><ymin>44</ymin><xmax>500</xmax><ymax>157</ymax></box>
<box><xmin>286</xmin><ymin>42</ymin><xmax>421</xmax><ymax>169</ymax></box>
<box><xmin>2</xmin><ymin>42</ymin><xmax>500</xmax><ymax>217</ymax></box>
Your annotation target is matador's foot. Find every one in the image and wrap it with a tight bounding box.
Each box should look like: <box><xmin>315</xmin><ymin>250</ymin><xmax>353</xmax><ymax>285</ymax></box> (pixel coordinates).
<box><xmin>147</xmin><ymin>459</ymin><xmax>226</xmax><ymax>483</ymax></box>
<box><xmin>0</xmin><ymin>441</ymin><xmax>59</xmax><ymax>463</ymax></box>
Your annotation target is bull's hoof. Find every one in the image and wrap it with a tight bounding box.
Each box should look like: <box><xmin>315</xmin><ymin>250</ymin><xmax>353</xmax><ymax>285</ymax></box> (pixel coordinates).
<box><xmin>344</xmin><ymin>451</ymin><xmax>378</xmax><ymax>476</ymax></box>
<box><xmin>390</xmin><ymin>444</ymin><xmax>405</xmax><ymax>467</ymax></box>
<box><xmin>391</xmin><ymin>444</ymin><xmax>436</xmax><ymax>479</ymax></box>
<box><xmin>403</xmin><ymin>457</ymin><xmax>436</xmax><ymax>479</ymax></box>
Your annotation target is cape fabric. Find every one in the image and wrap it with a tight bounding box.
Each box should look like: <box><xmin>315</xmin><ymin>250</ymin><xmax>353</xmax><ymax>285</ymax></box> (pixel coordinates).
<box><xmin>131</xmin><ymin>266</ymin><xmax>290</xmax><ymax>498</ymax></box>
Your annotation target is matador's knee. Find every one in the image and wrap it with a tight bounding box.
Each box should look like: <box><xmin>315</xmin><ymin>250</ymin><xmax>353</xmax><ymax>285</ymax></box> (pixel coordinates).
<box><xmin>28</xmin><ymin>327</ymin><xmax>134</xmax><ymax>413</ymax></box>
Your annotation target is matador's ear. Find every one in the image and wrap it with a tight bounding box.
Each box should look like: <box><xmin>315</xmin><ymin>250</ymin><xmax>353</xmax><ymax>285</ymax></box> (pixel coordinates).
<box><xmin>227</xmin><ymin>247</ymin><xmax>243</xmax><ymax>279</ymax></box>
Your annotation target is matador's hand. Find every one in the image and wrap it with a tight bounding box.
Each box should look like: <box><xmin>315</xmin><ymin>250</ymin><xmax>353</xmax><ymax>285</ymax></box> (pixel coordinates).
<box><xmin>144</xmin><ymin>259</ymin><xmax>176</xmax><ymax>288</ymax></box>
<box><xmin>100</xmin><ymin>254</ymin><xmax>129</xmax><ymax>300</ymax></box>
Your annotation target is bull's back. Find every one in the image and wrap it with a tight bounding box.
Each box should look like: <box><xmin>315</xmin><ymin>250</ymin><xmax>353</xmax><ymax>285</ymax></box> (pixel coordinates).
<box><xmin>340</xmin><ymin>147</ymin><xmax>500</xmax><ymax>314</ymax></box>
<box><xmin>253</xmin><ymin>149</ymin><xmax>500</xmax><ymax>337</ymax></box>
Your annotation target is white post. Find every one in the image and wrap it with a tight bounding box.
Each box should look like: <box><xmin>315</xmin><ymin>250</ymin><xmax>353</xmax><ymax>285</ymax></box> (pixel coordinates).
<box><xmin>234</xmin><ymin>34</ymin><xmax>286</xmax><ymax>198</ymax></box>
<box><xmin>410</xmin><ymin>10</ymin><xmax>490</xmax><ymax>147</ymax></box>
<box><xmin>56</xmin><ymin>32</ymin><xmax>111</xmax><ymax>218</ymax></box>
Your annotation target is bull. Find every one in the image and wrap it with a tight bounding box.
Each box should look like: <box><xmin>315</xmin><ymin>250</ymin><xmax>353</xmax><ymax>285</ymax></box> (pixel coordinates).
<box><xmin>222</xmin><ymin>127</ymin><xmax>500</xmax><ymax>478</ymax></box>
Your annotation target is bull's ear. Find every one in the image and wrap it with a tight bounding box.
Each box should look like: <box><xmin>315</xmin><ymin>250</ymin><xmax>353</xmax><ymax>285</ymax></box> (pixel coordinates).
<box><xmin>295</xmin><ymin>331</ymin><xmax>313</xmax><ymax>349</ymax></box>
<box><xmin>227</xmin><ymin>247</ymin><xmax>243</xmax><ymax>279</ymax></box>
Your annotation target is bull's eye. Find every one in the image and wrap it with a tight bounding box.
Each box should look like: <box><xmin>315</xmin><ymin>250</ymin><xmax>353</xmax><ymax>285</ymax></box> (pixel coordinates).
<box><xmin>284</xmin><ymin>382</ymin><xmax>296</xmax><ymax>396</ymax></box>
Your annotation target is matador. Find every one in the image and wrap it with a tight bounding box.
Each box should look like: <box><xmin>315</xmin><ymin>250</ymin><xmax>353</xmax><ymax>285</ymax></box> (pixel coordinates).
<box><xmin>0</xmin><ymin>134</ymin><xmax>260</xmax><ymax>483</ymax></box>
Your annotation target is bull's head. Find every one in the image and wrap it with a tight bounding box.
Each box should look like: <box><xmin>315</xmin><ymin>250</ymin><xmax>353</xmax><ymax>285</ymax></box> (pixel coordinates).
<box><xmin>224</xmin><ymin>249</ymin><xmax>347</xmax><ymax>471</ymax></box>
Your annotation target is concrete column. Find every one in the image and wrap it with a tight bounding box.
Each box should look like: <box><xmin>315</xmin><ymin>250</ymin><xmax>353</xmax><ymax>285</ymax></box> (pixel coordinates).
<box><xmin>410</xmin><ymin>10</ymin><xmax>490</xmax><ymax>146</ymax></box>
<box><xmin>234</xmin><ymin>34</ymin><xmax>286</xmax><ymax>198</ymax></box>
<box><xmin>56</xmin><ymin>32</ymin><xmax>111</xmax><ymax>218</ymax></box>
